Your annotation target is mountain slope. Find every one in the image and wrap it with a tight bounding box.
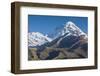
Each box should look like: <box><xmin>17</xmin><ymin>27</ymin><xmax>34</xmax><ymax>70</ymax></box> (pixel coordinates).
<box><xmin>37</xmin><ymin>34</ymin><xmax>88</xmax><ymax>60</ymax></box>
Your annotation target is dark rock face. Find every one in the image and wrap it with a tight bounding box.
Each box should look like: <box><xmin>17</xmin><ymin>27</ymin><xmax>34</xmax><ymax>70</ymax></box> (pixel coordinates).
<box><xmin>58</xmin><ymin>35</ymin><xmax>80</xmax><ymax>48</ymax></box>
<box><xmin>45</xmin><ymin>51</ymin><xmax>60</xmax><ymax>60</ymax></box>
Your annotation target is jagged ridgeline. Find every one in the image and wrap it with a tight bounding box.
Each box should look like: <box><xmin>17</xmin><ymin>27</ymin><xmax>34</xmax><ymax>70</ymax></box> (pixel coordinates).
<box><xmin>28</xmin><ymin>21</ymin><xmax>88</xmax><ymax>60</ymax></box>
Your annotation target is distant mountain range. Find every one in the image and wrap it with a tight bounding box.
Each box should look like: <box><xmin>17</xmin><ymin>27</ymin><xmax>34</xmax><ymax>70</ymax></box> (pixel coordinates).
<box><xmin>28</xmin><ymin>32</ymin><xmax>52</xmax><ymax>46</ymax></box>
<box><xmin>28</xmin><ymin>21</ymin><xmax>88</xmax><ymax>60</ymax></box>
<box><xmin>28</xmin><ymin>21</ymin><xmax>87</xmax><ymax>47</ymax></box>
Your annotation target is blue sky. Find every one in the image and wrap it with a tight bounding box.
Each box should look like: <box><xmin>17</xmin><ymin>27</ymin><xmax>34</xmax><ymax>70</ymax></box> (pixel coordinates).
<box><xmin>28</xmin><ymin>15</ymin><xmax>88</xmax><ymax>35</ymax></box>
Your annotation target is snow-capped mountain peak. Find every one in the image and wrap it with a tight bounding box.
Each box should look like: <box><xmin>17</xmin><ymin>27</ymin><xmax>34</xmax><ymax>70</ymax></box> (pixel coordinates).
<box><xmin>65</xmin><ymin>21</ymin><xmax>78</xmax><ymax>30</ymax></box>
<box><xmin>65</xmin><ymin>21</ymin><xmax>86</xmax><ymax>36</ymax></box>
<box><xmin>51</xmin><ymin>21</ymin><xmax>87</xmax><ymax>39</ymax></box>
<box><xmin>28</xmin><ymin>32</ymin><xmax>52</xmax><ymax>47</ymax></box>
